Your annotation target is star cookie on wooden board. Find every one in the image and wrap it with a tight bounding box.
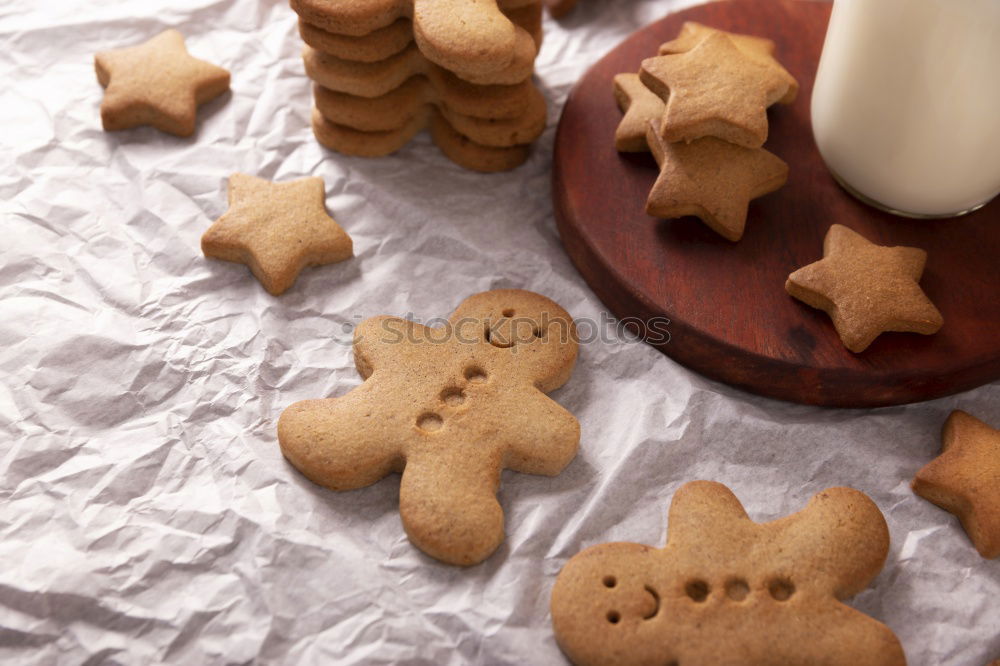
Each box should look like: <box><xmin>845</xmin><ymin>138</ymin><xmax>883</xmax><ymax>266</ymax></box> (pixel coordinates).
<box><xmin>912</xmin><ymin>410</ymin><xmax>1000</xmax><ymax>559</ymax></box>
<box><xmin>639</xmin><ymin>32</ymin><xmax>797</xmax><ymax>148</ymax></box>
<box><xmin>785</xmin><ymin>224</ymin><xmax>943</xmax><ymax>353</ymax></box>
<box><xmin>201</xmin><ymin>174</ymin><xmax>353</xmax><ymax>296</ymax></box>
<box><xmin>95</xmin><ymin>29</ymin><xmax>230</xmax><ymax>137</ymax></box>
<box><xmin>656</xmin><ymin>21</ymin><xmax>798</xmax><ymax>104</ymax></box>
<box><xmin>659</xmin><ymin>21</ymin><xmax>777</xmax><ymax>58</ymax></box>
<box><xmin>644</xmin><ymin>121</ymin><xmax>788</xmax><ymax>241</ymax></box>
<box><xmin>612</xmin><ymin>73</ymin><xmax>664</xmax><ymax>152</ymax></box>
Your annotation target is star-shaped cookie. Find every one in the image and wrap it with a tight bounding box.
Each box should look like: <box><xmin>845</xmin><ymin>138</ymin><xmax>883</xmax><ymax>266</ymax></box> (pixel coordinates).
<box><xmin>201</xmin><ymin>174</ymin><xmax>353</xmax><ymax>295</ymax></box>
<box><xmin>612</xmin><ymin>73</ymin><xmax>664</xmax><ymax>152</ymax></box>
<box><xmin>658</xmin><ymin>21</ymin><xmax>777</xmax><ymax>58</ymax></box>
<box><xmin>95</xmin><ymin>29</ymin><xmax>230</xmax><ymax>137</ymax></box>
<box><xmin>912</xmin><ymin>410</ymin><xmax>1000</xmax><ymax>559</ymax></box>
<box><xmin>785</xmin><ymin>224</ymin><xmax>943</xmax><ymax>352</ymax></box>
<box><xmin>639</xmin><ymin>32</ymin><xmax>797</xmax><ymax>148</ymax></box>
<box><xmin>657</xmin><ymin>21</ymin><xmax>797</xmax><ymax>104</ymax></box>
<box><xmin>644</xmin><ymin>121</ymin><xmax>788</xmax><ymax>241</ymax></box>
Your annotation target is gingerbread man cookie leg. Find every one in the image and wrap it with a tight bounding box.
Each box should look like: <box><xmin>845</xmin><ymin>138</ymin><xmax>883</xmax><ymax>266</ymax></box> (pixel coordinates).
<box><xmin>551</xmin><ymin>481</ymin><xmax>906</xmax><ymax>666</ymax></box>
<box><xmin>400</xmin><ymin>446</ymin><xmax>506</xmax><ymax>565</ymax></box>
<box><xmin>277</xmin><ymin>289</ymin><xmax>579</xmax><ymax>566</ymax></box>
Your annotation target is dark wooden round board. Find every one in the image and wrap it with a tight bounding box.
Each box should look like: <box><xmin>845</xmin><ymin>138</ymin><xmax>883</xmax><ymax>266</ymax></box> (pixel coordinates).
<box><xmin>553</xmin><ymin>0</ymin><xmax>1000</xmax><ymax>408</ymax></box>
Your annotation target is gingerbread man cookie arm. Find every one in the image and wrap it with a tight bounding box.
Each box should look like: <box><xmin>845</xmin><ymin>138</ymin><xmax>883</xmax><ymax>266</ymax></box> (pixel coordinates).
<box><xmin>277</xmin><ymin>386</ymin><xmax>404</xmax><ymax>491</ymax></box>
<box><xmin>496</xmin><ymin>387</ymin><xmax>579</xmax><ymax>475</ymax></box>
<box><xmin>399</xmin><ymin>444</ymin><xmax>506</xmax><ymax>566</ymax></box>
<box><xmin>352</xmin><ymin>315</ymin><xmax>422</xmax><ymax>379</ymax></box>
<box><xmin>771</xmin><ymin>487</ymin><xmax>891</xmax><ymax>599</ymax></box>
<box><xmin>663</xmin><ymin>480</ymin><xmax>753</xmax><ymax>544</ymax></box>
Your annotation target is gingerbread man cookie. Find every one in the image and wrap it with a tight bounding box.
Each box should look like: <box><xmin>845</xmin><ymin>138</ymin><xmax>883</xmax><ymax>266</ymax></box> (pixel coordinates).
<box><xmin>94</xmin><ymin>29</ymin><xmax>230</xmax><ymax>137</ymax></box>
<box><xmin>551</xmin><ymin>481</ymin><xmax>905</xmax><ymax>666</ymax></box>
<box><xmin>912</xmin><ymin>410</ymin><xmax>1000</xmax><ymax>559</ymax></box>
<box><xmin>277</xmin><ymin>289</ymin><xmax>580</xmax><ymax>566</ymax></box>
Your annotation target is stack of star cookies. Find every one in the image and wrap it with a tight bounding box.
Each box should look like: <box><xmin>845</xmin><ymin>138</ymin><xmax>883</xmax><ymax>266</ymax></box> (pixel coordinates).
<box><xmin>613</xmin><ymin>22</ymin><xmax>798</xmax><ymax>241</ymax></box>
<box><xmin>291</xmin><ymin>0</ymin><xmax>548</xmax><ymax>172</ymax></box>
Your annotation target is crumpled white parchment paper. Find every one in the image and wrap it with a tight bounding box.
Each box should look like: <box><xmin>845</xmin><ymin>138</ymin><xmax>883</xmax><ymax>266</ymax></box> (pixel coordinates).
<box><xmin>1</xmin><ymin>0</ymin><xmax>997</xmax><ymax>663</ymax></box>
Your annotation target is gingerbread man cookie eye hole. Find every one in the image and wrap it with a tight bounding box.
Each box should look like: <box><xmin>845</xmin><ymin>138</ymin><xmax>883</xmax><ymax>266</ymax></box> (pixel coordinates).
<box><xmin>482</xmin><ymin>307</ymin><xmax>547</xmax><ymax>349</ymax></box>
<box><xmin>598</xmin><ymin>575</ymin><xmax>662</xmax><ymax>626</ymax></box>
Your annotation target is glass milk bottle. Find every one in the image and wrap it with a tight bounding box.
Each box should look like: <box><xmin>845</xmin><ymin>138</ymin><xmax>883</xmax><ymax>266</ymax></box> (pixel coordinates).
<box><xmin>811</xmin><ymin>0</ymin><xmax>1000</xmax><ymax>218</ymax></box>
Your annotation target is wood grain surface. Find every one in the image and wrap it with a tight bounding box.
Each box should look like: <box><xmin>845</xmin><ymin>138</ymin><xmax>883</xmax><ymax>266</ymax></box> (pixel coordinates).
<box><xmin>552</xmin><ymin>0</ymin><xmax>1000</xmax><ymax>407</ymax></box>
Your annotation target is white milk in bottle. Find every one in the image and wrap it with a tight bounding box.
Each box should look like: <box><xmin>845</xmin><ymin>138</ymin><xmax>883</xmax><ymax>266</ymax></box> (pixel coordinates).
<box><xmin>811</xmin><ymin>0</ymin><xmax>1000</xmax><ymax>217</ymax></box>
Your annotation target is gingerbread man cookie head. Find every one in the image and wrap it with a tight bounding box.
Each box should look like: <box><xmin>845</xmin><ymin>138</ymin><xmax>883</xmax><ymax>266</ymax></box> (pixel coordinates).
<box><xmin>551</xmin><ymin>481</ymin><xmax>905</xmax><ymax>666</ymax></box>
<box><xmin>278</xmin><ymin>289</ymin><xmax>580</xmax><ymax>566</ymax></box>
<box><xmin>446</xmin><ymin>289</ymin><xmax>578</xmax><ymax>391</ymax></box>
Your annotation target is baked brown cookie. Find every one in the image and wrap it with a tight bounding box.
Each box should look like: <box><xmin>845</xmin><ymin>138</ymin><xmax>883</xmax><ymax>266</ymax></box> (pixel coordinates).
<box><xmin>658</xmin><ymin>21</ymin><xmax>776</xmax><ymax>58</ymax></box>
<box><xmin>297</xmin><ymin>2</ymin><xmax>542</xmax><ymax>65</ymax></box>
<box><xmin>639</xmin><ymin>32</ymin><xmax>797</xmax><ymax>148</ymax></box>
<box><xmin>612</xmin><ymin>73</ymin><xmax>664</xmax><ymax>152</ymax></box>
<box><xmin>94</xmin><ymin>30</ymin><xmax>230</xmax><ymax>137</ymax></box>
<box><xmin>785</xmin><ymin>224</ymin><xmax>943</xmax><ymax>352</ymax></box>
<box><xmin>658</xmin><ymin>21</ymin><xmax>797</xmax><ymax>105</ymax></box>
<box><xmin>277</xmin><ymin>289</ymin><xmax>580</xmax><ymax>565</ymax></box>
<box><xmin>201</xmin><ymin>174</ymin><xmax>352</xmax><ymax>295</ymax></box>
<box><xmin>551</xmin><ymin>481</ymin><xmax>905</xmax><ymax>666</ymax></box>
<box><xmin>290</xmin><ymin>0</ymin><xmax>539</xmax><ymax>79</ymax></box>
<box><xmin>313</xmin><ymin>79</ymin><xmax>546</xmax><ymax>145</ymax></box>
<box><xmin>912</xmin><ymin>410</ymin><xmax>1000</xmax><ymax>559</ymax></box>
<box><xmin>311</xmin><ymin>108</ymin><xmax>533</xmax><ymax>172</ymax></box>
<box><xmin>644</xmin><ymin>121</ymin><xmax>788</xmax><ymax>241</ymax></box>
